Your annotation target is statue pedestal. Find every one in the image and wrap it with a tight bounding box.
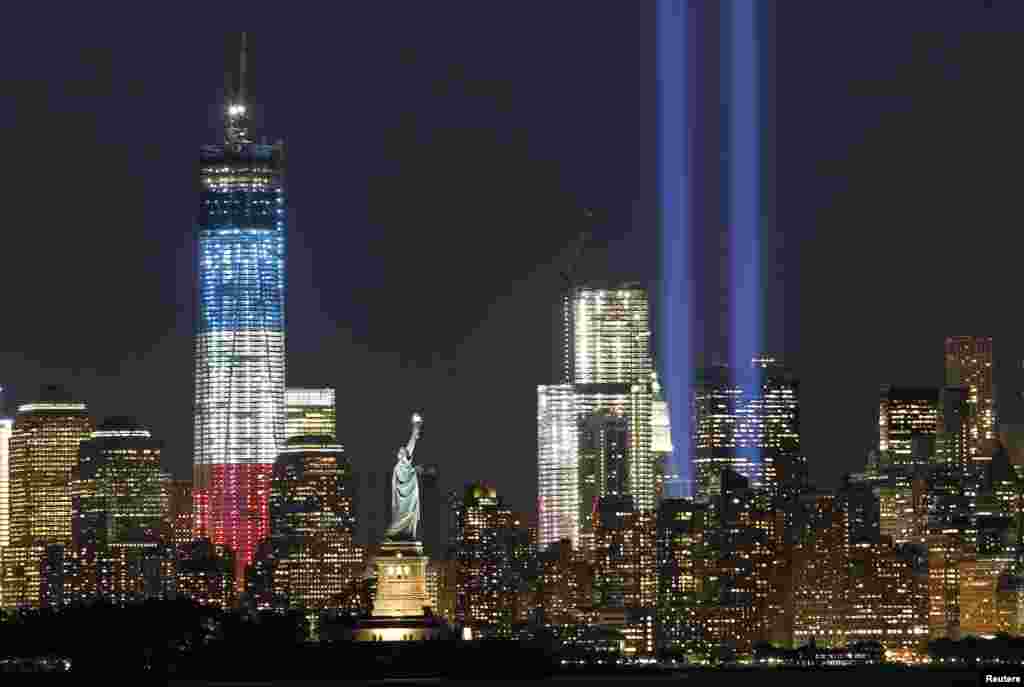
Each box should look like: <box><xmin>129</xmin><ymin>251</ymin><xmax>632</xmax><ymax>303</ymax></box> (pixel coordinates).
<box><xmin>371</xmin><ymin>539</ymin><xmax>431</xmax><ymax>618</ymax></box>
<box><xmin>354</xmin><ymin>539</ymin><xmax>445</xmax><ymax>642</ymax></box>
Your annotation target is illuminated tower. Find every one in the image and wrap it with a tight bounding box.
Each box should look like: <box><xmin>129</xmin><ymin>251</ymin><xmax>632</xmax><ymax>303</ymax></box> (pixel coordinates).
<box><xmin>692</xmin><ymin>357</ymin><xmax>800</xmax><ymax>498</ymax></box>
<box><xmin>193</xmin><ymin>33</ymin><xmax>287</xmax><ymax>584</ymax></box>
<box><xmin>538</xmin><ymin>283</ymin><xmax>655</xmax><ymax>551</ymax></box>
<box><xmin>3</xmin><ymin>390</ymin><xmax>91</xmax><ymax>608</ymax></box>
<box><xmin>0</xmin><ymin>417</ymin><xmax>11</xmax><ymax>549</ymax></box>
<box><xmin>9</xmin><ymin>385</ymin><xmax>93</xmax><ymax>547</ymax></box>
<box><xmin>72</xmin><ymin>418</ymin><xmax>167</xmax><ymax>604</ymax></box>
<box><xmin>650</xmin><ymin>373</ymin><xmax>674</xmax><ymax>502</ymax></box>
<box><xmin>877</xmin><ymin>386</ymin><xmax>939</xmax><ymax>470</ymax></box>
<box><xmin>568</xmin><ymin>284</ymin><xmax>654</xmax><ymax>518</ymax></box>
<box><xmin>285</xmin><ymin>388</ymin><xmax>336</xmax><ymax>440</ymax></box>
<box><xmin>270</xmin><ymin>435</ymin><xmax>360</xmax><ymax>613</ymax></box>
<box><xmin>449</xmin><ymin>483</ymin><xmax>516</xmax><ymax>634</ymax></box>
<box><xmin>537</xmin><ymin>384</ymin><xmax>577</xmax><ymax>549</ymax></box>
<box><xmin>75</xmin><ymin>418</ymin><xmax>165</xmax><ymax>548</ymax></box>
<box><xmin>563</xmin><ymin>283</ymin><xmax>652</xmax><ymax>386</ymax></box>
<box><xmin>944</xmin><ymin>336</ymin><xmax>995</xmax><ymax>460</ymax></box>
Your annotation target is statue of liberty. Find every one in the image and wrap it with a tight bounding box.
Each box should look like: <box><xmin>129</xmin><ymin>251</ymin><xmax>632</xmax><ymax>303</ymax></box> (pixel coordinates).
<box><xmin>385</xmin><ymin>413</ymin><xmax>425</xmax><ymax>541</ymax></box>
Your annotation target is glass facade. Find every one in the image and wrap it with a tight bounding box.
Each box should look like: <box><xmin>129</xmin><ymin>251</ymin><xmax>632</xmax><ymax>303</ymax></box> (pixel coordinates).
<box><xmin>450</xmin><ymin>484</ymin><xmax>516</xmax><ymax>631</ymax></box>
<box><xmin>0</xmin><ymin>418</ymin><xmax>11</xmax><ymax>548</ymax></box>
<box><xmin>193</xmin><ymin>138</ymin><xmax>286</xmax><ymax>584</ymax></box>
<box><xmin>569</xmin><ymin>286</ymin><xmax>654</xmax><ymax>517</ymax></box>
<box><xmin>565</xmin><ymin>285</ymin><xmax>652</xmax><ymax>385</ymax></box>
<box><xmin>651</xmin><ymin>377</ymin><xmax>674</xmax><ymax>502</ymax></box>
<box><xmin>70</xmin><ymin>419</ymin><xmax>167</xmax><ymax>604</ymax></box>
<box><xmin>285</xmin><ymin>387</ymin><xmax>336</xmax><ymax>440</ymax></box>
<box><xmin>9</xmin><ymin>390</ymin><xmax>93</xmax><ymax>547</ymax></box>
<box><xmin>537</xmin><ymin>384</ymin><xmax>578</xmax><ymax>549</ymax></box>
<box><xmin>75</xmin><ymin>419</ymin><xmax>165</xmax><ymax>548</ymax></box>
<box><xmin>692</xmin><ymin>359</ymin><xmax>800</xmax><ymax>498</ymax></box>
<box><xmin>877</xmin><ymin>386</ymin><xmax>939</xmax><ymax>469</ymax></box>
<box><xmin>578</xmin><ymin>412</ymin><xmax>630</xmax><ymax>554</ymax></box>
<box><xmin>538</xmin><ymin>284</ymin><xmax>656</xmax><ymax>552</ymax></box>
<box><xmin>3</xmin><ymin>389</ymin><xmax>92</xmax><ymax>609</ymax></box>
<box><xmin>269</xmin><ymin>436</ymin><xmax>361</xmax><ymax>611</ymax></box>
<box><xmin>944</xmin><ymin>336</ymin><xmax>995</xmax><ymax>460</ymax></box>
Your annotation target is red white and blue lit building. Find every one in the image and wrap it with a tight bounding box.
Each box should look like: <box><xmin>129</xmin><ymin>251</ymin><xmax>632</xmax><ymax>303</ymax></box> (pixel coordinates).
<box><xmin>193</xmin><ymin>35</ymin><xmax>286</xmax><ymax>585</ymax></box>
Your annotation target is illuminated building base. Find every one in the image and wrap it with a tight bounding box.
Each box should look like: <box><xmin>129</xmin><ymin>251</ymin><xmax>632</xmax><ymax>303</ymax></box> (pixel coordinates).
<box><xmin>371</xmin><ymin>540</ymin><xmax>430</xmax><ymax>618</ymax></box>
<box><xmin>193</xmin><ymin>462</ymin><xmax>273</xmax><ymax>587</ymax></box>
<box><xmin>353</xmin><ymin>540</ymin><xmax>444</xmax><ymax>642</ymax></box>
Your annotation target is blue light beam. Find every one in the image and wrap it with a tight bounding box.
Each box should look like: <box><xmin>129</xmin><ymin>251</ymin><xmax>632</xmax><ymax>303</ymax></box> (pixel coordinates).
<box><xmin>657</xmin><ymin>0</ymin><xmax>693</xmax><ymax>499</ymax></box>
<box><xmin>727</xmin><ymin>0</ymin><xmax>764</xmax><ymax>468</ymax></box>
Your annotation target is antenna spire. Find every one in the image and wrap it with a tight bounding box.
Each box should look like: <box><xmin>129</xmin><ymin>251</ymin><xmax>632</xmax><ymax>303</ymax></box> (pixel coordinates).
<box><xmin>224</xmin><ymin>32</ymin><xmax>250</xmax><ymax>146</ymax></box>
<box><xmin>239</xmin><ymin>32</ymin><xmax>247</xmax><ymax>106</ymax></box>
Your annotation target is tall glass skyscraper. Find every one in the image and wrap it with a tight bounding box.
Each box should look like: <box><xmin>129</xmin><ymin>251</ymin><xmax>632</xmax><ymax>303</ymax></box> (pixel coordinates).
<box><xmin>269</xmin><ymin>436</ymin><xmax>360</xmax><ymax>613</ymax></box>
<box><xmin>70</xmin><ymin>418</ymin><xmax>168</xmax><ymax>605</ymax></box>
<box><xmin>692</xmin><ymin>358</ymin><xmax>800</xmax><ymax>498</ymax></box>
<box><xmin>75</xmin><ymin>418</ymin><xmax>166</xmax><ymax>549</ymax></box>
<box><xmin>9</xmin><ymin>386</ymin><xmax>93</xmax><ymax>547</ymax></box>
<box><xmin>193</xmin><ymin>35</ymin><xmax>286</xmax><ymax>584</ymax></box>
<box><xmin>537</xmin><ymin>283</ymin><xmax>655</xmax><ymax>552</ymax></box>
<box><xmin>537</xmin><ymin>383</ymin><xmax>579</xmax><ymax>549</ymax></box>
<box><xmin>944</xmin><ymin>336</ymin><xmax>995</xmax><ymax>460</ymax></box>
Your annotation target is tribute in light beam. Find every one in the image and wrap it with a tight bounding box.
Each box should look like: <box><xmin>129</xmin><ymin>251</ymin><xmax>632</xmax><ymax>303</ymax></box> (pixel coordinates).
<box><xmin>657</xmin><ymin>0</ymin><xmax>692</xmax><ymax>499</ymax></box>
<box><xmin>726</xmin><ymin>0</ymin><xmax>764</xmax><ymax>472</ymax></box>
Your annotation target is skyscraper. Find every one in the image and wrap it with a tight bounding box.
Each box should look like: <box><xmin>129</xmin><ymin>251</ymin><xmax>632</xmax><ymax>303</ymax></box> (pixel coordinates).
<box><xmin>0</xmin><ymin>417</ymin><xmax>11</xmax><ymax>549</ymax></box>
<box><xmin>569</xmin><ymin>284</ymin><xmax>654</xmax><ymax>516</ymax></box>
<box><xmin>74</xmin><ymin>418</ymin><xmax>165</xmax><ymax>549</ymax></box>
<box><xmin>537</xmin><ymin>384</ymin><xmax>577</xmax><ymax>549</ymax></box>
<box><xmin>563</xmin><ymin>284</ymin><xmax>652</xmax><ymax>385</ymax></box>
<box><xmin>193</xmin><ymin>34</ymin><xmax>287</xmax><ymax>584</ymax></box>
<box><xmin>9</xmin><ymin>386</ymin><xmax>93</xmax><ymax>547</ymax></box>
<box><xmin>270</xmin><ymin>435</ymin><xmax>361</xmax><ymax>614</ymax></box>
<box><xmin>650</xmin><ymin>374</ymin><xmax>675</xmax><ymax>501</ymax></box>
<box><xmin>71</xmin><ymin>417</ymin><xmax>167</xmax><ymax>604</ymax></box>
<box><xmin>449</xmin><ymin>483</ymin><xmax>517</xmax><ymax>635</ymax></box>
<box><xmin>2</xmin><ymin>386</ymin><xmax>92</xmax><ymax>609</ymax></box>
<box><xmin>692</xmin><ymin>358</ymin><xmax>800</xmax><ymax>498</ymax></box>
<box><xmin>537</xmin><ymin>283</ymin><xmax>655</xmax><ymax>551</ymax></box>
<box><xmin>945</xmin><ymin>336</ymin><xmax>996</xmax><ymax>460</ymax></box>
<box><xmin>877</xmin><ymin>386</ymin><xmax>939</xmax><ymax>470</ymax></box>
<box><xmin>286</xmin><ymin>388</ymin><xmax>336</xmax><ymax>440</ymax></box>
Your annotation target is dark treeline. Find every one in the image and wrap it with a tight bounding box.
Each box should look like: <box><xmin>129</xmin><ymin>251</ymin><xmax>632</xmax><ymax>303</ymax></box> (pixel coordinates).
<box><xmin>0</xmin><ymin>601</ymin><xmax>556</xmax><ymax>678</ymax></box>
<box><xmin>0</xmin><ymin>599</ymin><xmax>210</xmax><ymax>672</ymax></box>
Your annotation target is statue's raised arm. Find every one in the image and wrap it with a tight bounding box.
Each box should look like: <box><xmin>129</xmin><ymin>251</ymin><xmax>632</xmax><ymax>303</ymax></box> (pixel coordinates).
<box><xmin>406</xmin><ymin>412</ymin><xmax>423</xmax><ymax>459</ymax></box>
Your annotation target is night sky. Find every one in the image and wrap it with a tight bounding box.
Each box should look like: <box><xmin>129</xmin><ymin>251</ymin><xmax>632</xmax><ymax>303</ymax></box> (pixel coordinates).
<box><xmin>2</xmin><ymin>2</ymin><xmax>1023</xmax><ymax>542</ymax></box>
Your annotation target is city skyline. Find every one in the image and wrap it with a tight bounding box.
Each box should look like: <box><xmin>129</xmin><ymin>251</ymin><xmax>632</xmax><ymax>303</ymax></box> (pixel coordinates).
<box><xmin>2</xmin><ymin>4</ymin><xmax>1024</xmax><ymax>522</ymax></box>
<box><xmin>6</xmin><ymin>4</ymin><xmax>1024</xmax><ymax>674</ymax></box>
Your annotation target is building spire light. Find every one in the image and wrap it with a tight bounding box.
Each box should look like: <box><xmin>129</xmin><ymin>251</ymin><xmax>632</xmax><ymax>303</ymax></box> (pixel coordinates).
<box><xmin>225</xmin><ymin>32</ymin><xmax>250</xmax><ymax>146</ymax></box>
